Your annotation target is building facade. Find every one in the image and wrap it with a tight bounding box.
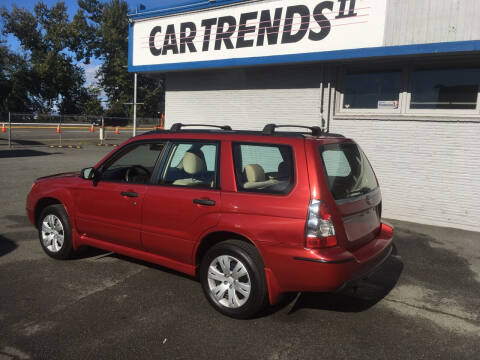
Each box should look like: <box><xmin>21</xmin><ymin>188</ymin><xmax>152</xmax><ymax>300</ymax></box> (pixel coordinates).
<box><xmin>128</xmin><ymin>0</ymin><xmax>480</xmax><ymax>232</ymax></box>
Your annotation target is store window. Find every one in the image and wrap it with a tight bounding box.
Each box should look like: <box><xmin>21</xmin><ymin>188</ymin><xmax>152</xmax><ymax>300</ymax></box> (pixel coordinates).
<box><xmin>410</xmin><ymin>68</ymin><xmax>480</xmax><ymax>110</ymax></box>
<box><xmin>336</xmin><ymin>61</ymin><xmax>480</xmax><ymax>117</ymax></box>
<box><xmin>341</xmin><ymin>69</ymin><xmax>402</xmax><ymax>111</ymax></box>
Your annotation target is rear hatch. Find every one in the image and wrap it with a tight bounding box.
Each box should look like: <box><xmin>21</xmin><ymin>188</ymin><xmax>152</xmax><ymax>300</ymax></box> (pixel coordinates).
<box><xmin>318</xmin><ymin>141</ymin><xmax>382</xmax><ymax>250</ymax></box>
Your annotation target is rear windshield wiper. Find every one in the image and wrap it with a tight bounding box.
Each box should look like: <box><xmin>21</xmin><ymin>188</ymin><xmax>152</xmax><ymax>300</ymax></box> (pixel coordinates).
<box><xmin>345</xmin><ymin>187</ymin><xmax>372</xmax><ymax>197</ymax></box>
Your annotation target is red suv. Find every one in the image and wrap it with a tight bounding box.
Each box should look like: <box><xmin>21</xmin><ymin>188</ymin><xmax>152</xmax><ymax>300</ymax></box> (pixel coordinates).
<box><xmin>27</xmin><ymin>123</ymin><xmax>393</xmax><ymax>318</ymax></box>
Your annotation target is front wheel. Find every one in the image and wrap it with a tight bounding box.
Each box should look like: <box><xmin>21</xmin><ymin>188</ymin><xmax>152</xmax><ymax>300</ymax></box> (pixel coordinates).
<box><xmin>200</xmin><ymin>240</ymin><xmax>268</xmax><ymax>319</ymax></box>
<box><xmin>38</xmin><ymin>204</ymin><xmax>75</xmax><ymax>260</ymax></box>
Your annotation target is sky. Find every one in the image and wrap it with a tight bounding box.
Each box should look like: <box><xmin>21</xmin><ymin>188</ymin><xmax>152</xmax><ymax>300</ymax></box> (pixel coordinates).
<box><xmin>0</xmin><ymin>0</ymin><xmax>186</xmax><ymax>86</ymax></box>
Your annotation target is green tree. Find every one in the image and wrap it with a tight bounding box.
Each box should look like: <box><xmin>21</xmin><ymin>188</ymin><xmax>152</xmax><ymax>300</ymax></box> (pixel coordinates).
<box><xmin>0</xmin><ymin>39</ymin><xmax>37</xmax><ymax>113</ymax></box>
<box><xmin>76</xmin><ymin>0</ymin><xmax>164</xmax><ymax>118</ymax></box>
<box><xmin>0</xmin><ymin>41</ymin><xmax>13</xmax><ymax>113</ymax></box>
<box><xmin>82</xmin><ymin>86</ymin><xmax>104</xmax><ymax>115</ymax></box>
<box><xmin>1</xmin><ymin>0</ymin><xmax>163</xmax><ymax>117</ymax></box>
<box><xmin>0</xmin><ymin>1</ymin><xmax>91</xmax><ymax>114</ymax></box>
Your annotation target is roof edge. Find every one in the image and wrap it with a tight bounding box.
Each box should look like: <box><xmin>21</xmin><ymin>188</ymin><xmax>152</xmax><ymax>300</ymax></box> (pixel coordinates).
<box><xmin>127</xmin><ymin>0</ymin><xmax>257</xmax><ymax>21</ymax></box>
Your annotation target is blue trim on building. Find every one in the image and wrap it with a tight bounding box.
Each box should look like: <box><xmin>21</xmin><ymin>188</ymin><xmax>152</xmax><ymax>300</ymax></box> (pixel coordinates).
<box><xmin>128</xmin><ymin>0</ymin><xmax>251</xmax><ymax>21</ymax></box>
<box><xmin>128</xmin><ymin>23</ymin><xmax>133</xmax><ymax>71</ymax></box>
<box><xmin>128</xmin><ymin>40</ymin><xmax>480</xmax><ymax>73</ymax></box>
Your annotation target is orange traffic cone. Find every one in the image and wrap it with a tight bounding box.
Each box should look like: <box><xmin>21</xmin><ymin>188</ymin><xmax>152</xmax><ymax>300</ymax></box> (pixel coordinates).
<box><xmin>90</xmin><ymin>124</ymin><xmax>94</xmax><ymax>133</ymax></box>
<box><xmin>115</xmin><ymin>127</ymin><xmax>119</xmax><ymax>135</ymax></box>
<box><xmin>56</xmin><ymin>124</ymin><xmax>60</xmax><ymax>133</ymax></box>
<box><xmin>1</xmin><ymin>123</ymin><xmax>5</xmax><ymax>133</ymax></box>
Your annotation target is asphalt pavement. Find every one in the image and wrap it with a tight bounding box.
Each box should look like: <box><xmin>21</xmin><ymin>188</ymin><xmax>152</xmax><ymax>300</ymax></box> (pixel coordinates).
<box><xmin>0</xmin><ymin>146</ymin><xmax>479</xmax><ymax>359</ymax></box>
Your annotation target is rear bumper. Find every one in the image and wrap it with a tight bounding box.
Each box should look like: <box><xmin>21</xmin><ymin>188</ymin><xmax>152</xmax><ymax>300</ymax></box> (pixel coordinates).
<box><xmin>263</xmin><ymin>222</ymin><xmax>394</xmax><ymax>304</ymax></box>
<box><xmin>333</xmin><ymin>243</ymin><xmax>393</xmax><ymax>293</ymax></box>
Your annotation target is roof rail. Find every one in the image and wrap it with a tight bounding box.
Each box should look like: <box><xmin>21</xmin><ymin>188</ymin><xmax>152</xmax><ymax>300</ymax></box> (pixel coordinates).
<box><xmin>262</xmin><ymin>124</ymin><xmax>323</xmax><ymax>136</ymax></box>
<box><xmin>170</xmin><ymin>123</ymin><xmax>232</xmax><ymax>132</ymax></box>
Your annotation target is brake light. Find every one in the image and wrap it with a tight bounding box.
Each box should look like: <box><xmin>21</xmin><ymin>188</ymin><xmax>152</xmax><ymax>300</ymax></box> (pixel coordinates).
<box><xmin>305</xmin><ymin>200</ymin><xmax>337</xmax><ymax>249</ymax></box>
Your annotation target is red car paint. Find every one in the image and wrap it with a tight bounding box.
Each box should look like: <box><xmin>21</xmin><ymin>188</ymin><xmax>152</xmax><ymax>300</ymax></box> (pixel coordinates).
<box><xmin>27</xmin><ymin>130</ymin><xmax>393</xmax><ymax>304</ymax></box>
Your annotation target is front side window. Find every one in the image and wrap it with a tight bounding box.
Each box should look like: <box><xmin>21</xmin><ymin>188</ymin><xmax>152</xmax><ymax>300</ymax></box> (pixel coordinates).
<box><xmin>319</xmin><ymin>143</ymin><xmax>378</xmax><ymax>200</ymax></box>
<box><xmin>101</xmin><ymin>142</ymin><xmax>165</xmax><ymax>184</ymax></box>
<box><xmin>233</xmin><ymin>143</ymin><xmax>294</xmax><ymax>194</ymax></box>
<box><xmin>410</xmin><ymin>67</ymin><xmax>480</xmax><ymax>110</ymax></box>
<box><xmin>342</xmin><ymin>69</ymin><xmax>402</xmax><ymax>110</ymax></box>
<box><xmin>160</xmin><ymin>142</ymin><xmax>218</xmax><ymax>188</ymax></box>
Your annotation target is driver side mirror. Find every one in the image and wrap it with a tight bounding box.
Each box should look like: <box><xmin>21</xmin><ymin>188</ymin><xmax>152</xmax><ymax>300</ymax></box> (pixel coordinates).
<box><xmin>81</xmin><ymin>167</ymin><xmax>98</xmax><ymax>181</ymax></box>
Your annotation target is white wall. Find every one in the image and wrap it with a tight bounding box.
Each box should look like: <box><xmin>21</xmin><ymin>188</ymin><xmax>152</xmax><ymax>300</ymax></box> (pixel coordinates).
<box><xmin>384</xmin><ymin>0</ymin><xmax>480</xmax><ymax>46</ymax></box>
<box><xmin>166</xmin><ymin>66</ymin><xmax>323</xmax><ymax>130</ymax></box>
<box><xmin>331</xmin><ymin>120</ymin><xmax>480</xmax><ymax>232</ymax></box>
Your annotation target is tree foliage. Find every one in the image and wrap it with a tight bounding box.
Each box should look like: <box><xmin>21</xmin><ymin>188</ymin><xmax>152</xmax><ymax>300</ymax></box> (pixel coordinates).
<box><xmin>0</xmin><ymin>2</ymin><xmax>97</xmax><ymax>113</ymax></box>
<box><xmin>0</xmin><ymin>0</ymin><xmax>163</xmax><ymax>117</ymax></box>
<box><xmin>0</xmin><ymin>39</ymin><xmax>36</xmax><ymax>113</ymax></box>
<box><xmin>76</xmin><ymin>0</ymin><xmax>164</xmax><ymax>117</ymax></box>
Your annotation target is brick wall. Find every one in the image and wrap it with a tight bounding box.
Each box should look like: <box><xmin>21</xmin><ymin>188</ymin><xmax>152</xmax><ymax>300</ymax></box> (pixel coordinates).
<box><xmin>331</xmin><ymin>119</ymin><xmax>480</xmax><ymax>232</ymax></box>
<box><xmin>165</xmin><ymin>66</ymin><xmax>323</xmax><ymax>130</ymax></box>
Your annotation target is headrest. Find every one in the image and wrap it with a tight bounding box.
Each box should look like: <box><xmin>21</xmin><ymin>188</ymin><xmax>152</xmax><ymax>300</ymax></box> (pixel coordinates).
<box><xmin>244</xmin><ymin>164</ymin><xmax>265</xmax><ymax>182</ymax></box>
<box><xmin>182</xmin><ymin>151</ymin><xmax>206</xmax><ymax>175</ymax></box>
<box><xmin>278</xmin><ymin>161</ymin><xmax>291</xmax><ymax>179</ymax></box>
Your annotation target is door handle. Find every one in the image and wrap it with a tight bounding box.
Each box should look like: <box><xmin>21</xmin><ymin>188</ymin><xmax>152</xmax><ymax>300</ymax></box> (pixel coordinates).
<box><xmin>193</xmin><ymin>198</ymin><xmax>216</xmax><ymax>206</ymax></box>
<box><xmin>121</xmin><ymin>191</ymin><xmax>138</xmax><ymax>198</ymax></box>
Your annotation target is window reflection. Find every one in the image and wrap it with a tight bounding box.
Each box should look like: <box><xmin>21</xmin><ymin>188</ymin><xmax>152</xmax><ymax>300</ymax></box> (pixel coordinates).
<box><xmin>343</xmin><ymin>70</ymin><xmax>401</xmax><ymax>109</ymax></box>
<box><xmin>410</xmin><ymin>68</ymin><xmax>479</xmax><ymax>110</ymax></box>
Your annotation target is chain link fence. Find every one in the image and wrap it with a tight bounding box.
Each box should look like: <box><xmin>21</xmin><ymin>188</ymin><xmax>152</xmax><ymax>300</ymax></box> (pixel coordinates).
<box><xmin>0</xmin><ymin>113</ymin><xmax>164</xmax><ymax>148</ymax></box>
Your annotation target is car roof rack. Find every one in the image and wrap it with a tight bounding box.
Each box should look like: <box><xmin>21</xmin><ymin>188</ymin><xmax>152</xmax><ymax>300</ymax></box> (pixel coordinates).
<box><xmin>262</xmin><ymin>124</ymin><xmax>323</xmax><ymax>136</ymax></box>
<box><xmin>170</xmin><ymin>123</ymin><xmax>232</xmax><ymax>132</ymax></box>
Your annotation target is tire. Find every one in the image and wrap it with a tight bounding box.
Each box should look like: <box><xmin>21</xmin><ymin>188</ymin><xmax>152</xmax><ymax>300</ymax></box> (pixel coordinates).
<box><xmin>37</xmin><ymin>204</ymin><xmax>75</xmax><ymax>260</ymax></box>
<box><xmin>200</xmin><ymin>240</ymin><xmax>268</xmax><ymax>319</ymax></box>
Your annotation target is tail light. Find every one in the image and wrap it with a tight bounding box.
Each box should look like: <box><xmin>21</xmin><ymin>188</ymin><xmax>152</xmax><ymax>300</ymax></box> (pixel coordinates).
<box><xmin>305</xmin><ymin>200</ymin><xmax>337</xmax><ymax>249</ymax></box>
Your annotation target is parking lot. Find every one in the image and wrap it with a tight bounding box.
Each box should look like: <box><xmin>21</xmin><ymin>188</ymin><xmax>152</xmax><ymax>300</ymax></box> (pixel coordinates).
<box><xmin>0</xmin><ymin>146</ymin><xmax>479</xmax><ymax>359</ymax></box>
<box><xmin>0</xmin><ymin>124</ymin><xmax>152</xmax><ymax>148</ymax></box>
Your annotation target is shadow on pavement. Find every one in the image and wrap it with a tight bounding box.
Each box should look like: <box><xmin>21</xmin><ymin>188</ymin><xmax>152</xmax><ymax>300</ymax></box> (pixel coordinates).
<box><xmin>0</xmin><ymin>234</ymin><xmax>18</xmax><ymax>257</ymax></box>
<box><xmin>11</xmin><ymin>139</ymin><xmax>46</xmax><ymax>146</ymax></box>
<box><xmin>72</xmin><ymin>247</ymin><xmax>189</xmax><ymax>279</ymax></box>
<box><xmin>287</xmin><ymin>253</ymin><xmax>404</xmax><ymax>314</ymax></box>
<box><xmin>110</xmin><ymin>252</ymin><xmax>197</xmax><ymax>281</ymax></box>
<box><xmin>72</xmin><ymin>245</ymin><xmax>403</xmax><ymax>317</ymax></box>
<box><xmin>0</xmin><ymin>149</ymin><xmax>60</xmax><ymax>158</ymax></box>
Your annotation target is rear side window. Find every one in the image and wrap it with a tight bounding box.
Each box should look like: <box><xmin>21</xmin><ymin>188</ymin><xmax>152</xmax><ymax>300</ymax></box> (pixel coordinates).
<box><xmin>233</xmin><ymin>143</ymin><xmax>294</xmax><ymax>194</ymax></box>
<box><xmin>319</xmin><ymin>143</ymin><xmax>378</xmax><ymax>200</ymax></box>
<box><xmin>160</xmin><ymin>141</ymin><xmax>219</xmax><ymax>189</ymax></box>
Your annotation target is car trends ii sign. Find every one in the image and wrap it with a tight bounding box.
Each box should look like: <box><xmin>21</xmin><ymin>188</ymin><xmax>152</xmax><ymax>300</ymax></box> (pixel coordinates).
<box><xmin>131</xmin><ymin>0</ymin><xmax>387</xmax><ymax>70</ymax></box>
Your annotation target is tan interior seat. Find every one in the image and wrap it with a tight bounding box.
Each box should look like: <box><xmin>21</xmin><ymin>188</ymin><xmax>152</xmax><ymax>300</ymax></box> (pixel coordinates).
<box><xmin>173</xmin><ymin>151</ymin><xmax>209</xmax><ymax>186</ymax></box>
<box><xmin>243</xmin><ymin>164</ymin><xmax>279</xmax><ymax>189</ymax></box>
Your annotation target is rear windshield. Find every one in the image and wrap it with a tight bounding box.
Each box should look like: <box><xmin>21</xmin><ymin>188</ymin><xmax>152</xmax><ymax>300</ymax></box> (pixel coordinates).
<box><xmin>319</xmin><ymin>143</ymin><xmax>378</xmax><ymax>200</ymax></box>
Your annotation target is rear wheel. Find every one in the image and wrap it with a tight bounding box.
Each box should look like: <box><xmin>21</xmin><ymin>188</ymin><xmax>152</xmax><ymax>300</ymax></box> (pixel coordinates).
<box><xmin>200</xmin><ymin>240</ymin><xmax>268</xmax><ymax>319</ymax></box>
<box><xmin>38</xmin><ymin>204</ymin><xmax>75</xmax><ymax>260</ymax></box>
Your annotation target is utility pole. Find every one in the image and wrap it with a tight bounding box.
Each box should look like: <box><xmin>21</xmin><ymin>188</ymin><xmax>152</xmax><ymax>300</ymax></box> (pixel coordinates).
<box><xmin>124</xmin><ymin>73</ymin><xmax>144</xmax><ymax>137</ymax></box>
<box><xmin>133</xmin><ymin>73</ymin><xmax>137</xmax><ymax>137</ymax></box>
<box><xmin>8</xmin><ymin>112</ymin><xmax>11</xmax><ymax>149</ymax></box>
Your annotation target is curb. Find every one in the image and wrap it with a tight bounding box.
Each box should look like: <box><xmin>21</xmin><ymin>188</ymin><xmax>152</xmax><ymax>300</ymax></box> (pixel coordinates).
<box><xmin>96</xmin><ymin>144</ymin><xmax>118</xmax><ymax>147</ymax></box>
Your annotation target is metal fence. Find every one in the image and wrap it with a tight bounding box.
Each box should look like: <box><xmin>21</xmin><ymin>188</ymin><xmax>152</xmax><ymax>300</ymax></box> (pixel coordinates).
<box><xmin>0</xmin><ymin>113</ymin><xmax>164</xmax><ymax>148</ymax></box>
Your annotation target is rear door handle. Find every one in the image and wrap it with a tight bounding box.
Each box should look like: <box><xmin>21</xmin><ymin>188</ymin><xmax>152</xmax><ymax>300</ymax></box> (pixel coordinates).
<box><xmin>193</xmin><ymin>198</ymin><xmax>216</xmax><ymax>206</ymax></box>
<box><xmin>121</xmin><ymin>191</ymin><xmax>138</xmax><ymax>198</ymax></box>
